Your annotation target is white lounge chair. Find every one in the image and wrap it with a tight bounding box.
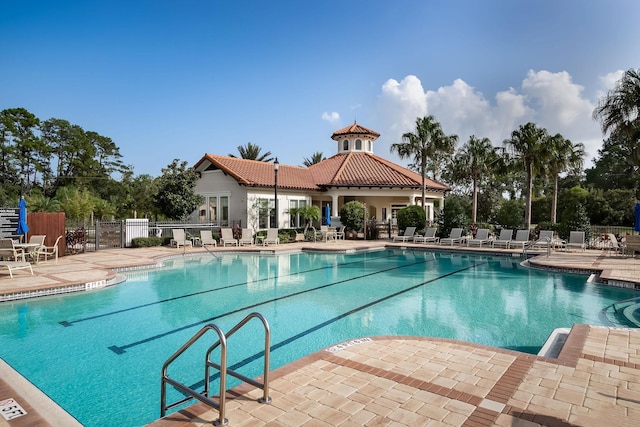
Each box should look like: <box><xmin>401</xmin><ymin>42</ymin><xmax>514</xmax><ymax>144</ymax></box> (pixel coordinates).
<box><xmin>239</xmin><ymin>228</ymin><xmax>254</xmax><ymax>246</ymax></box>
<box><xmin>220</xmin><ymin>228</ymin><xmax>238</xmax><ymax>246</ymax></box>
<box><xmin>33</xmin><ymin>235</ymin><xmax>63</xmax><ymax>264</ymax></box>
<box><xmin>532</xmin><ymin>230</ymin><xmax>555</xmax><ymax>249</ymax></box>
<box><xmin>509</xmin><ymin>230</ymin><xmax>531</xmax><ymax>250</ymax></box>
<box><xmin>492</xmin><ymin>229</ymin><xmax>513</xmax><ymax>248</ymax></box>
<box><xmin>414</xmin><ymin>227</ymin><xmax>439</xmax><ymax>244</ymax></box>
<box><xmin>467</xmin><ymin>228</ymin><xmax>491</xmax><ymax>247</ymax></box>
<box><xmin>605</xmin><ymin>233</ymin><xmax>622</xmax><ymax>256</ymax></box>
<box><xmin>0</xmin><ymin>261</ymin><xmax>33</xmax><ymax>278</ymax></box>
<box><xmin>170</xmin><ymin>229</ymin><xmax>193</xmax><ymax>248</ymax></box>
<box><xmin>565</xmin><ymin>231</ymin><xmax>586</xmax><ymax>252</ymax></box>
<box><xmin>440</xmin><ymin>228</ymin><xmax>464</xmax><ymax>246</ymax></box>
<box><xmin>262</xmin><ymin>228</ymin><xmax>279</xmax><ymax>245</ymax></box>
<box><xmin>393</xmin><ymin>226</ymin><xmax>416</xmax><ymax>242</ymax></box>
<box><xmin>200</xmin><ymin>230</ymin><xmax>217</xmax><ymax>247</ymax></box>
<box><xmin>623</xmin><ymin>235</ymin><xmax>640</xmax><ymax>257</ymax></box>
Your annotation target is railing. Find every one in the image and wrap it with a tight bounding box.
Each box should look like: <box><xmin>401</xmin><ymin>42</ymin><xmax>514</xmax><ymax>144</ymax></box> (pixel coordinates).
<box><xmin>160</xmin><ymin>312</ymin><xmax>271</xmax><ymax>425</ymax></box>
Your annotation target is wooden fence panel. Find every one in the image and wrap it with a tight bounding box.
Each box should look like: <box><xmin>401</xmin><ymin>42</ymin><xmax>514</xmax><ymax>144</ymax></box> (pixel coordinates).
<box><xmin>27</xmin><ymin>212</ymin><xmax>66</xmax><ymax>257</ymax></box>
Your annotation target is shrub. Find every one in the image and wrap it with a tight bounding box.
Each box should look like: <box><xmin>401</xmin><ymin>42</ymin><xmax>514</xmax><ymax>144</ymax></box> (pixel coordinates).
<box><xmin>131</xmin><ymin>236</ymin><xmax>164</xmax><ymax>247</ymax></box>
<box><xmin>339</xmin><ymin>201</ymin><xmax>367</xmax><ymax>232</ymax></box>
<box><xmin>396</xmin><ymin>205</ymin><xmax>426</xmax><ymax>232</ymax></box>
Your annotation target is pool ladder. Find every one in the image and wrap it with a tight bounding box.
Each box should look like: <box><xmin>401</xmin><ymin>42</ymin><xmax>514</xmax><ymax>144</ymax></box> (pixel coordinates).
<box><xmin>160</xmin><ymin>312</ymin><xmax>271</xmax><ymax>425</ymax></box>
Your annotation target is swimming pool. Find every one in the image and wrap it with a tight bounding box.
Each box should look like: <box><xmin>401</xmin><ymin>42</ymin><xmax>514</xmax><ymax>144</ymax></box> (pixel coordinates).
<box><xmin>0</xmin><ymin>249</ymin><xmax>637</xmax><ymax>426</ymax></box>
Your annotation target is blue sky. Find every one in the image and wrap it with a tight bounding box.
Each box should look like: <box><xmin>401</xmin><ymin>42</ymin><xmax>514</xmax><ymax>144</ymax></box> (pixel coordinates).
<box><xmin>1</xmin><ymin>0</ymin><xmax>638</xmax><ymax>177</ymax></box>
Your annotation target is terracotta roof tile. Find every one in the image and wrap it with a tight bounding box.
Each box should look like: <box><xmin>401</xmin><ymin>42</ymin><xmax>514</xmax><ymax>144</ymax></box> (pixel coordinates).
<box><xmin>194</xmin><ymin>152</ymin><xmax>450</xmax><ymax>192</ymax></box>
<box><xmin>331</xmin><ymin>123</ymin><xmax>380</xmax><ymax>139</ymax></box>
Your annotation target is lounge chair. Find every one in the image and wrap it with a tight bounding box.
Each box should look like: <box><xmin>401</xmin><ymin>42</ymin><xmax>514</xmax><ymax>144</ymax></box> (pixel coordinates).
<box><xmin>565</xmin><ymin>231</ymin><xmax>586</xmax><ymax>252</ymax></box>
<box><xmin>414</xmin><ymin>227</ymin><xmax>439</xmax><ymax>244</ymax></box>
<box><xmin>239</xmin><ymin>228</ymin><xmax>254</xmax><ymax>246</ymax></box>
<box><xmin>0</xmin><ymin>238</ymin><xmax>26</xmax><ymax>262</ymax></box>
<box><xmin>335</xmin><ymin>226</ymin><xmax>346</xmax><ymax>240</ymax></box>
<box><xmin>605</xmin><ymin>233</ymin><xmax>622</xmax><ymax>256</ymax></box>
<box><xmin>491</xmin><ymin>229</ymin><xmax>513</xmax><ymax>248</ymax></box>
<box><xmin>170</xmin><ymin>229</ymin><xmax>193</xmax><ymax>248</ymax></box>
<box><xmin>623</xmin><ymin>235</ymin><xmax>640</xmax><ymax>257</ymax></box>
<box><xmin>33</xmin><ymin>235</ymin><xmax>63</xmax><ymax>264</ymax></box>
<box><xmin>467</xmin><ymin>228</ymin><xmax>491</xmax><ymax>247</ymax></box>
<box><xmin>532</xmin><ymin>230</ymin><xmax>555</xmax><ymax>249</ymax></box>
<box><xmin>440</xmin><ymin>228</ymin><xmax>464</xmax><ymax>246</ymax></box>
<box><xmin>0</xmin><ymin>261</ymin><xmax>33</xmax><ymax>278</ymax></box>
<box><xmin>200</xmin><ymin>230</ymin><xmax>217</xmax><ymax>247</ymax></box>
<box><xmin>393</xmin><ymin>226</ymin><xmax>416</xmax><ymax>242</ymax></box>
<box><xmin>262</xmin><ymin>228</ymin><xmax>279</xmax><ymax>245</ymax></box>
<box><xmin>509</xmin><ymin>230</ymin><xmax>531</xmax><ymax>250</ymax></box>
<box><xmin>220</xmin><ymin>228</ymin><xmax>238</xmax><ymax>246</ymax></box>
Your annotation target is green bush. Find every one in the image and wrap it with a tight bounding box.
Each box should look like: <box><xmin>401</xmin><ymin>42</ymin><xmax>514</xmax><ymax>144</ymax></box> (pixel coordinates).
<box><xmin>396</xmin><ymin>205</ymin><xmax>426</xmax><ymax>232</ymax></box>
<box><xmin>339</xmin><ymin>201</ymin><xmax>367</xmax><ymax>232</ymax></box>
<box><xmin>131</xmin><ymin>236</ymin><xmax>164</xmax><ymax>247</ymax></box>
<box><xmin>495</xmin><ymin>199</ymin><xmax>525</xmax><ymax>230</ymax></box>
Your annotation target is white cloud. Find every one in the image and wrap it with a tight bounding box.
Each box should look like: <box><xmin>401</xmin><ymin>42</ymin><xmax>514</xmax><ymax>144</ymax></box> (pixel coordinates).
<box><xmin>599</xmin><ymin>70</ymin><xmax>625</xmax><ymax>91</ymax></box>
<box><xmin>321</xmin><ymin>111</ymin><xmax>340</xmax><ymax>123</ymax></box>
<box><xmin>374</xmin><ymin>70</ymin><xmax>605</xmax><ymax>166</ymax></box>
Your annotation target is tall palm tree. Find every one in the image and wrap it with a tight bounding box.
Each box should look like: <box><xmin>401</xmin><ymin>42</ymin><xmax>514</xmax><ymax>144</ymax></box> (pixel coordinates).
<box><xmin>593</xmin><ymin>68</ymin><xmax>640</xmax><ymax>143</ymax></box>
<box><xmin>450</xmin><ymin>136</ymin><xmax>499</xmax><ymax>223</ymax></box>
<box><xmin>547</xmin><ymin>134</ymin><xmax>585</xmax><ymax>222</ymax></box>
<box><xmin>503</xmin><ymin>122</ymin><xmax>548</xmax><ymax>230</ymax></box>
<box><xmin>391</xmin><ymin>116</ymin><xmax>458</xmax><ymax>212</ymax></box>
<box><xmin>229</xmin><ymin>142</ymin><xmax>273</xmax><ymax>162</ymax></box>
<box><xmin>303</xmin><ymin>151</ymin><xmax>325</xmax><ymax>167</ymax></box>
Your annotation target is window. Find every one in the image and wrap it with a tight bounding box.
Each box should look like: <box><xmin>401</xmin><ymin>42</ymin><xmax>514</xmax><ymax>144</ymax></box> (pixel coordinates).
<box><xmin>198</xmin><ymin>195</ymin><xmax>229</xmax><ymax>225</ymax></box>
<box><xmin>343</xmin><ymin>139</ymin><xmax>349</xmax><ymax>150</ymax></box>
<box><xmin>355</xmin><ymin>139</ymin><xmax>362</xmax><ymax>150</ymax></box>
<box><xmin>368</xmin><ymin>140</ymin><xmax>371</xmax><ymax>151</ymax></box>
<box><xmin>289</xmin><ymin>199</ymin><xmax>307</xmax><ymax>227</ymax></box>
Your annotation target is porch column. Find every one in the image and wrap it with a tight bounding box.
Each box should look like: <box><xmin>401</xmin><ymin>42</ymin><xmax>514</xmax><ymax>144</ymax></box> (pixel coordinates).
<box><xmin>331</xmin><ymin>195</ymin><xmax>339</xmax><ymax>216</ymax></box>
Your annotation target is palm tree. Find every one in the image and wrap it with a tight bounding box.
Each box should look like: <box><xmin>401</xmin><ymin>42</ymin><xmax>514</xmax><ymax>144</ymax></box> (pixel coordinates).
<box><xmin>289</xmin><ymin>204</ymin><xmax>321</xmax><ymax>234</ymax></box>
<box><xmin>547</xmin><ymin>134</ymin><xmax>585</xmax><ymax>222</ymax></box>
<box><xmin>391</xmin><ymin>116</ymin><xmax>457</xmax><ymax>212</ymax></box>
<box><xmin>303</xmin><ymin>151</ymin><xmax>325</xmax><ymax>167</ymax></box>
<box><xmin>503</xmin><ymin>122</ymin><xmax>548</xmax><ymax>230</ymax></box>
<box><xmin>229</xmin><ymin>142</ymin><xmax>273</xmax><ymax>162</ymax></box>
<box><xmin>450</xmin><ymin>136</ymin><xmax>499</xmax><ymax>223</ymax></box>
<box><xmin>593</xmin><ymin>68</ymin><xmax>640</xmax><ymax>144</ymax></box>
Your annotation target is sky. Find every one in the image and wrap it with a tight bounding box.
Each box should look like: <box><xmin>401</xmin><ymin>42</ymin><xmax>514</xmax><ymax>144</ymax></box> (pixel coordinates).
<box><xmin>1</xmin><ymin>0</ymin><xmax>639</xmax><ymax>177</ymax></box>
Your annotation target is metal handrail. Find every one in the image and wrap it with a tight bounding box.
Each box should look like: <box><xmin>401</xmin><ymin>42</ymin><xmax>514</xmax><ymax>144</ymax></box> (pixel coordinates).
<box><xmin>160</xmin><ymin>312</ymin><xmax>271</xmax><ymax>426</ymax></box>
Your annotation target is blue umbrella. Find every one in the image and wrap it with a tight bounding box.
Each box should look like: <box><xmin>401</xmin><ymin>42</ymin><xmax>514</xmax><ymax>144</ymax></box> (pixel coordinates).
<box><xmin>324</xmin><ymin>204</ymin><xmax>331</xmax><ymax>226</ymax></box>
<box><xmin>16</xmin><ymin>196</ymin><xmax>29</xmax><ymax>240</ymax></box>
<box><xmin>635</xmin><ymin>203</ymin><xmax>640</xmax><ymax>232</ymax></box>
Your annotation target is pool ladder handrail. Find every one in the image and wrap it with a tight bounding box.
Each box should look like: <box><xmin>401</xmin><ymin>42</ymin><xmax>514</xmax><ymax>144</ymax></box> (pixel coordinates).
<box><xmin>160</xmin><ymin>312</ymin><xmax>271</xmax><ymax>425</ymax></box>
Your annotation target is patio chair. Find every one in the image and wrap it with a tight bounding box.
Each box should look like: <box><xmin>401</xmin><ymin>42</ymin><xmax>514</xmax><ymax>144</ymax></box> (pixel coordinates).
<box><xmin>0</xmin><ymin>261</ymin><xmax>33</xmax><ymax>278</ymax></box>
<box><xmin>491</xmin><ymin>229</ymin><xmax>513</xmax><ymax>248</ymax></box>
<box><xmin>220</xmin><ymin>228</ymin><xmax>238</xmax><ymax>246</ymax></box>
<box><xmin>200</xmin><ymin>230</ymin><xmax>217</xmax><ymax>247</ymax></box>
<box><xmin>170</xmin><ymin>229</ymin><xmax>193</xmax><ymax>248</ymax></box>
<box><xmin>393</xmin><ymin>226</ymin><xmax>416</xmax><ymax>242</ymax></box>
<box><xmin>414</xmin><ymin>227</ymin><xmax>439</xmax><ymax>244</ymax></box>
<box><xmin>262</xmin><ymin>228</ymin><xmax>279</xmax><ymax>245</ymax></box>
<box><xmin>335</xmin><ymin>226</ymin><xmax>346</xmax><ymax>240</ymax></box>
<box><xmin>440</xmin><ymin>228</ymin><xmax>464</xmax><ymax>246</ymax></box>
<box><xmin>467</xmin><ymin>228</ymin><xmax>491</xmax><ymax>247</ymax></box>
<box><xmin>605</xmin><ymin>233</ymin><xmax>622</xmax><ymax>256</ymax></box>
<box><xmin>532</xmin><ymin>230</ymin><xmax>555</xmax><ymax>249</ymax></box>
<box><xmin>623</xmin><ymin>235</ymin><xmax>640</xmax><ymax>258</ymax></box>
<box><xmin>33</xmin><ymin>235</ymin><xmax>63</xmax><ymax>264</ymax></box>
<box><xmin>239</xmin><ymin>228</ymin><xmax>254</xmax><ymax>246</ymax></box>
<box><xmin>0</xmin><ymin>238</ymin><xmax>26</xmax><ymax>262</ymax></box>
<box><xmin>509</xmin><ymin>230</ymin><xmax>531</xmax><ymax>250</ymax></box>
<box><xmin>565</xmin><ymin>231</ymin><xmax>586</xmax><ymax>252</ymax></box>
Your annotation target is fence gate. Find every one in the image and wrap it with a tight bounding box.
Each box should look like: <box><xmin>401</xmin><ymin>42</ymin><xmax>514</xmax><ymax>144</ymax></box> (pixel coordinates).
<box><xmin>96</xmin><ymin>220</ymin><xmax>124</xmax><ymax>250</ymax></box>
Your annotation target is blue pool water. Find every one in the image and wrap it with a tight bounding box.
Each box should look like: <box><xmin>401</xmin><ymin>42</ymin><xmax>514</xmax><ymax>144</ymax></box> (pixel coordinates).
<box><xmin>0</xmin><ymin>249</ymin><xmax>637</xmax><ymax>426</ymax></box>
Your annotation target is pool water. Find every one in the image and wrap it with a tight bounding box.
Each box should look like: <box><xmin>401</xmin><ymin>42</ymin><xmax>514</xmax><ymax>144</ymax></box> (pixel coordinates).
<box><xmin>0</xmin><ymin>249</ymin><xmax>637</xmax><ymax>426</ymax></box>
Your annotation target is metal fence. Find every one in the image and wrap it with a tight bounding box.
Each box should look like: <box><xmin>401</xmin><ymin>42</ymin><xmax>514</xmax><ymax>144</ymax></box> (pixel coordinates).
<box><xmin>64</xmin><ymin>219</ymin><xmax>242</xmax><ymax>252</ymax></box>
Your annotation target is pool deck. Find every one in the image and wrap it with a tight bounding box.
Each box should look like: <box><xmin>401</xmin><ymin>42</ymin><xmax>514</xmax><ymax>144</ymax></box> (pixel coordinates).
<box><xmin>1</xmin><ymin>241</ymin><xmax>640</xmax><ymax>426</ymax></box>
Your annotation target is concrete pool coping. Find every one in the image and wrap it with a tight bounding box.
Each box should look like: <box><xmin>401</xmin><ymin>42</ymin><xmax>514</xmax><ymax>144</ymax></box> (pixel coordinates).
<box><xmin>1</xmin><ymin>240</ymin><xmax>639</xmax><ymax>426</ymax></box>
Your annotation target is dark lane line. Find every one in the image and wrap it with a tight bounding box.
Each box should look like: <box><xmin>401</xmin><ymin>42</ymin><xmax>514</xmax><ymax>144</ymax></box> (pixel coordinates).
<box><xmin>108</xmin><ymin>255</ymin><xmax>447</xmax><ymax>354</ymax></box>
<box><xmin>189</xmin><ymin>261</ymin><xmax>488</xmax><ymax>388</ymax></box>
<box><xmin>60</xmin><ymin>251</ymin><xmax>398</xmax><ymax>326</ymax></box>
